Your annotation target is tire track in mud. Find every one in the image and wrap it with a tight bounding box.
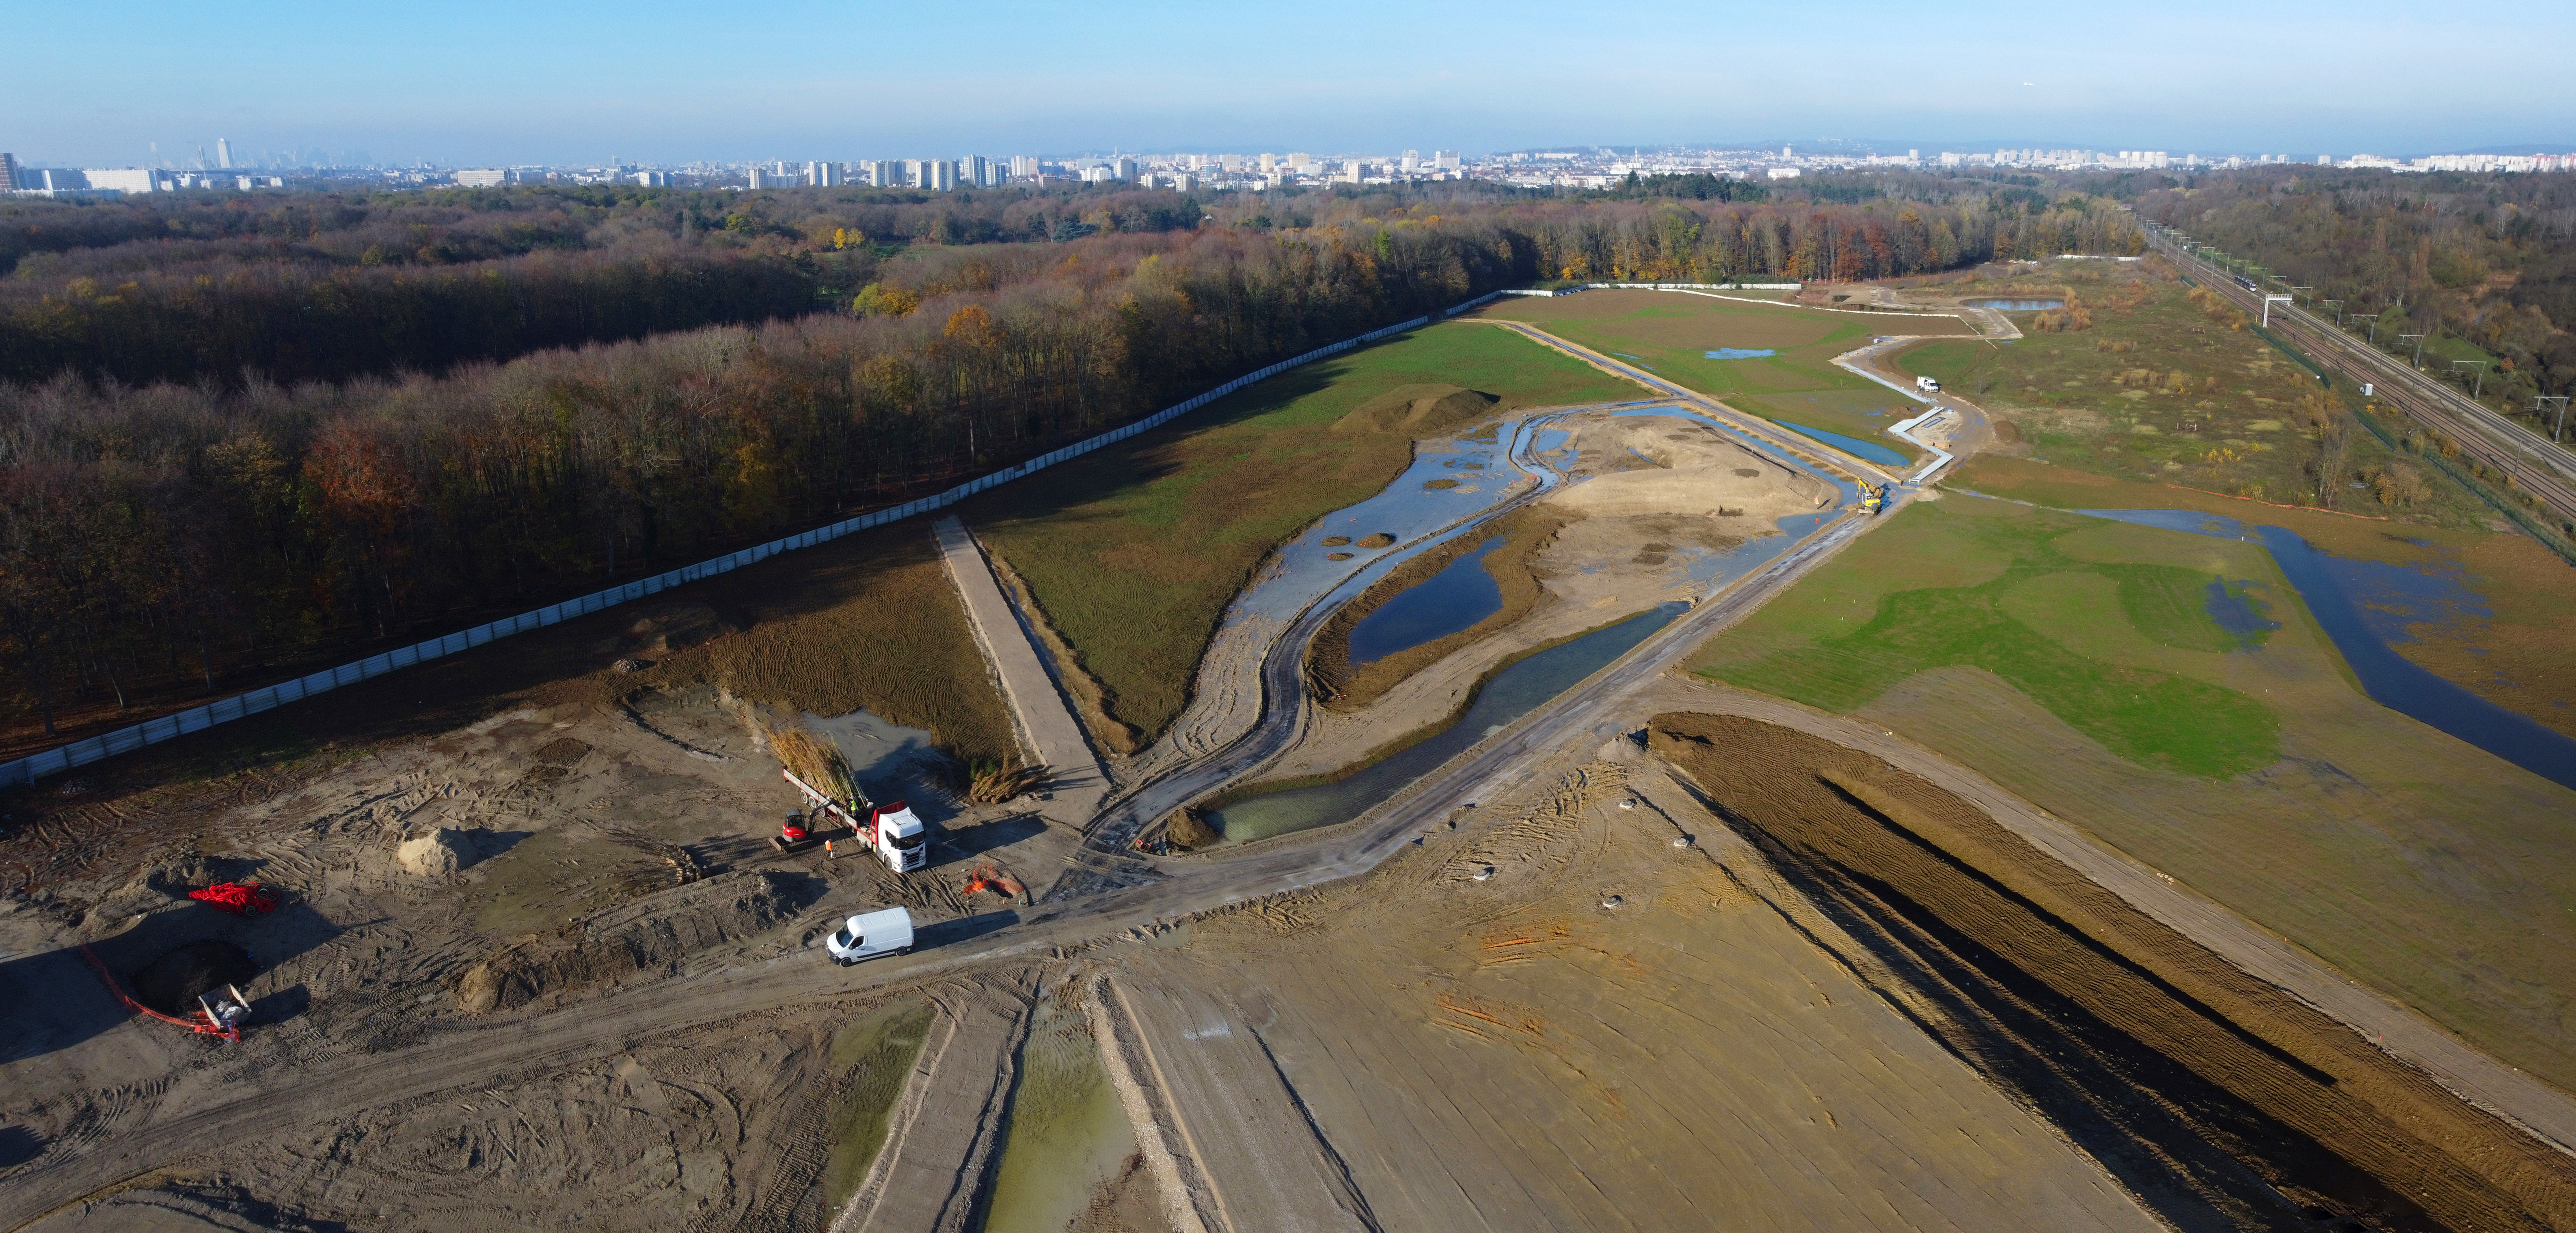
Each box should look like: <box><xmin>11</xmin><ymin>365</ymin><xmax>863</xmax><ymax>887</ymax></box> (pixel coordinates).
<box><xmin>1651</xmin><ymin>711</ymin><xmax>2576</xmax><ymax>1233</ymax></box>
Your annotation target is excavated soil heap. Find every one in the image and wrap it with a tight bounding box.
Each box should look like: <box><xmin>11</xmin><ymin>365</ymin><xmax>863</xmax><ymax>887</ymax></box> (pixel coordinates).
<box><xmin>456</xmin><ymin>870</ymin><xmax>799</xmax><ymax>1014</ymax></box>
<box><xmin>1649</xmin><ymin>712</ymin><xmax>2576</xmax><ymax>1233</ymax></box>
<box><xmin>130</xmin><ymin>941</ymin><xmax>257</xmax><ymax>1017</ymax></box>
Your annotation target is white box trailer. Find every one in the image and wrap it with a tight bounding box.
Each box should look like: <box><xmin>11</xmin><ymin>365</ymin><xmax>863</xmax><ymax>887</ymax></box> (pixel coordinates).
<box><xmin>1915</xmin><ymin>375</ymin><xmax>1941</xmax><ymax>393</ymax></box>
<box><xmin>781</xmin><ymin>770</ymin><xmax>929</xmax><ymax>872</ymax></box>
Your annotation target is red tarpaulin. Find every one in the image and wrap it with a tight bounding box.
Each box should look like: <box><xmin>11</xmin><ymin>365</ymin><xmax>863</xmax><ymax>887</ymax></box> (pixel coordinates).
<box><xmin>188</xmin><ymin>881</ymin><xmax>279</xmax><ymax>914</ymax></box>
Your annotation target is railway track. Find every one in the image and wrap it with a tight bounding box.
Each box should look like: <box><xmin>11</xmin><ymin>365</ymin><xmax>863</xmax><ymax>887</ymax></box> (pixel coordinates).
<box><xmin>2142</xmin><ymin>228</ymin><xmax>2576</xmax><ymax>537</ymax></box>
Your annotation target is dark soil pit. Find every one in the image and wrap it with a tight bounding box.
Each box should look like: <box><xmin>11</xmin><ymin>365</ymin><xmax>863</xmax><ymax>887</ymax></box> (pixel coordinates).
<box><xmin>131</xmin><ymin>941</ymin><xmax>257</xmax><ymax>1016</ymax></box>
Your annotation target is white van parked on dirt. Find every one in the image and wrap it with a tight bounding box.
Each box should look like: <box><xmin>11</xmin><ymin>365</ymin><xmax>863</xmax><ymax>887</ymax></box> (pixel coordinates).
<box><xmin>826</xmin><ymin>908</ymin><xmax>914</xmax><ymax>966</ymax></box>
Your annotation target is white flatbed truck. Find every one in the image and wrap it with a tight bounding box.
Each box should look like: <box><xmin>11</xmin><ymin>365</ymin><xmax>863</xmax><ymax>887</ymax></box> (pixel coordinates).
<box><xmin>781</xmin><ymin>770</ymin><xmax>930</xmax><ymax>872</ymax></box>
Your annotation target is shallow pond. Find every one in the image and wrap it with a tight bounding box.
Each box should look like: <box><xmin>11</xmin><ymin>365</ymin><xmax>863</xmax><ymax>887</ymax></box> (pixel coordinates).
<box><xmin>1226</xmin><ymin>418</ymin><xmax>1544</xmax><ymax>629</ymax></box>
<box><xmin>1347</xmin><ymin>537</ymin><xmax>1505</xmax><ymax>664</ymax></box>
<box><xmin>1704</xmin><ymin>347</ymin><xmax>1779</xmax><ymax>360</ymax></box>
<box><xmin>1773</xmin><ymin>420</ymin><xmax>1909</xmax><ymax>467</ymax></box>
<box><xmin>2075</xmin><ymin>509</ymin><xmax>2576</xmax><ymax>789</ymax></box>
<box><xmin>1207</xmin><ymin>602</ymin><xmax>1689</xmax><ymax>844</ymax></box>
<box><xmin>1961</xmin><ymin>298</ymin><xmax>2066</xmax><ymax>310</ymax></box>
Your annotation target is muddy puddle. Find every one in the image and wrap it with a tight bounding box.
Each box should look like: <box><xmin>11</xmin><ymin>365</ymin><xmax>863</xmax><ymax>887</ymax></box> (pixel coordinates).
<box><xmin>1345</xmin><ymin>537</ymin><xmax>1507</xmax><ymax>664</ymax></box>
<box><xmin>823</xmin><ymin>998</ymin><xmax>938</xmax><ymax>1212</ymax></box>
<box><xmin>1961</xmin><ymin>297</ymin><xmax>2065</xmax><ymax>310</ymax></box>
<box><xmin>805</xmin><ymin>709</ymin><xmax>941</xmax><ymax>792</ymax></box>
<box><xmin>979</xmin><ymin>986</ymin><xmax>1136</xmax><ymax>1233</ymax></box>
<box><xmin>2078</xmin><ymin>508</ymin><xmax>2576</xmax><ymax>788</ymax></box>
<box><xmin>1207</xmin><ymin>602</ymin><xmax>1687</xmax><ymax>844</ymax></box>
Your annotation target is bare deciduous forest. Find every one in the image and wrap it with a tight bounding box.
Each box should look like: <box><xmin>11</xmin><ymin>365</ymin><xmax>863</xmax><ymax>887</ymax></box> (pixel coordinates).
<box><xmin>0</xmin><ymin>178</ymin><xmax>2133</xmax><ymax>752</ymax></box>
<box><xmin>2131</xmin><ymin>168</ymin><xmax>2576</xmax><ymax>416</ymax></box>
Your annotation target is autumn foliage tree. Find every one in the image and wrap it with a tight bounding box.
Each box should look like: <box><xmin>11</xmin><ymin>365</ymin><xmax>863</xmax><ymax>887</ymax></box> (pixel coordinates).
<box><xmin>0</xmin><ymin>185</ymin><xmax>2141</xmax><ymax>749</ymax></box>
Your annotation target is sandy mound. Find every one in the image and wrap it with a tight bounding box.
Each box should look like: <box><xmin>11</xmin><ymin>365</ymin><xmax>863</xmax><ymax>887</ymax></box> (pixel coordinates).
<box><xmin>396</xmin><ymin>829</ymin><xmax>482</xmax><ymax>878</ymax></box>
<box><xmin>455</xmin><ymin>870</ymin><xmax>802</xmax><ymax>1014</ymax></box>
<box><xmin>131</xmin><ymin>941</ymin><xmax>257</xmax><ymax>1016</ymax></box>
<box><xmin>1335</xmin><ymin>384</ymin><xmax>1499</xmax><ymax>436</ymax></box>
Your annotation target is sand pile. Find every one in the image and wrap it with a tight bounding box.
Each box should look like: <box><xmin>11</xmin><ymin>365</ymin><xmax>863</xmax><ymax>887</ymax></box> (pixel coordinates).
<box><xmin>456</xmin><ymin>871</ymin><xmax>801</xmax><ymax>1014</ymax></box>
<box><xmin>396</xmin><ymin>829</ymin><xmax>483</xmax><ymax>878</ymax></box>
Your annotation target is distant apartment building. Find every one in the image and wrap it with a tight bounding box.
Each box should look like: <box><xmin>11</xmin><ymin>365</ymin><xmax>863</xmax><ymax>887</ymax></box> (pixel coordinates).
<box><xmin>963</xmin><ymin>155</ymin><xmax>989</xmax><ymax>187</ymax></box>
<box><xmin>1112</xmin><ymin>155</ymin><xmax>1137</xmax><ymax>181</ymax></box>
<box><xmin>922</xmin><ymin>159</ymin><xmax>958</xmax><ymax>191</ymax></box>
<box><xmin>1009</xmin><ymin>155</ymin><xmax>1040</xmax><ymax>179</ymax></box>
<box><xmin>633</xmin><ymin>170</ymin><xmax>671</xmax><ymax>187</ymax></box>
<box><xmin>215</xmin><ymin>138</ymin><xmax>234</xmax><ymax>169</ymax></box>
<box><xmin>804</xmin><ymin>161</ymin><xmax>840</xmax><ymax>186</ymax></box>
<box><xmin>864</xmin><ymin>160</ymin><xmax>899</xmax><ymax>188</ymax></box>
<box><xmin>0</xmin><ymin>153</ymin><xmax>17</xmax><ymax>190</ymax></box>
<box><xmin>1766</xmin><ymin>166</ymin><xmax>1802</xmax><ymax>179</ymax></box>
<box><xmin>84</xmin><ymin>168</ymin><xmax>161</xmax><ymax>193</ymax></box>
<box><xmin>456</xmin><ymin>168</ymin><xmax>507</xmax><ymax>188</ymax></box>
<box><xmin>1434</xmin><ymin>150</ymin><xmax>1460</xmax><ymax>169</ymax></box>
<box><xmin>746</xmin><ymin>166</ymin><xmax>784</xmax><ymax>188</ymax></box>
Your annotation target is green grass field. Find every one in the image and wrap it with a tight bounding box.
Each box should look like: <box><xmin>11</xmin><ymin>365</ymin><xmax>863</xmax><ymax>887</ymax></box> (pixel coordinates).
<box><xmin>1689</xmin><ymin>491</ymin><xmax>2576</xmax><ymax>1089</ymax></box>
<box><xmin>1693</xmin><ymin>497</ymin><xmax>2282</xmax><ymax>778</ymax></box>
<box><xmin>1479</xmin><ymin>289</ymin><xmax>1958</xmax><ymax>455</ymax></box>
<box><xmin>966</xmin><ymin>321</ymin><xmax>1641</xmax><ymax>743</ymax></box>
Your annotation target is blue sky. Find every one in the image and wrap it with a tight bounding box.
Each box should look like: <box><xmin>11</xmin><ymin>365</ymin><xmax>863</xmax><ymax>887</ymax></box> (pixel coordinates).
<box><xmin>10</xmin><ymin>0</ymin><xmax>2571</xmax><ymax>166</ymax></box>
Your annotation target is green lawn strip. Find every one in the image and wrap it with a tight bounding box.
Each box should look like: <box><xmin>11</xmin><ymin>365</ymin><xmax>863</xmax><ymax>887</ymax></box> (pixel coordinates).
<box><xmin>966</xmin><ymin>322</ymin><xmax>1639</xmax><ymax>742</ymax></box>
<box><xmin>1694</xmin><ymin>499</ymin><xmax>2281</xmax><ymax>778</ymax></box>
<box><xmin>822</xmin><ymin>998</ymin><xmax>938</xmax><ymax>1213</ymax></box>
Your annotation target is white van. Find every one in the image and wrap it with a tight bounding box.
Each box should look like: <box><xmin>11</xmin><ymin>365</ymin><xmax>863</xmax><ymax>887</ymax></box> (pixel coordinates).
<box><xmin>826</xmin><ymin>908</ymin><xmax>915</xmax><ymax>966</ymax></box>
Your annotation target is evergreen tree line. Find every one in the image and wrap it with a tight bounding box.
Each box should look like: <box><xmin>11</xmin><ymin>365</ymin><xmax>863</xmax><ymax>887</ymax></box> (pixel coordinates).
<box><xmin>0</xmin><ymin>192</ymin><xmax>2138</xmax><ymax>745</ymax></box>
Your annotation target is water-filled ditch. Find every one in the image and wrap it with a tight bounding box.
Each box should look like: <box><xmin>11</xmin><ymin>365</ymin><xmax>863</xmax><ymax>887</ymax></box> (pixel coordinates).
<box><xmin>1773</xmin><ymin>420</ymin><xmax>1909</xmax><ymax>467</ymax></box>
<box><xmin>2077</xmin><ymin>508</ymin><xmax>2576</xmax><ymax>789</ymax></box>
<box><xmin>1206</xmin><ymin>602</ymin><xmax>1689</xmax><ymax>845</ymax></box>
<box><xmin>1961</xmin><ymin>298</ymin><xmax>2066</xmax><ymax>310</ymax></box>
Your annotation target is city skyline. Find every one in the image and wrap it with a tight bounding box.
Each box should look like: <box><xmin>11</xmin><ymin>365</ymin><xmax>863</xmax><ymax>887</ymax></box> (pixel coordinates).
<box><xmin>8</xmin><ymin>0</ymin><xmax>2571</xmax><ymax>166</ymax></box>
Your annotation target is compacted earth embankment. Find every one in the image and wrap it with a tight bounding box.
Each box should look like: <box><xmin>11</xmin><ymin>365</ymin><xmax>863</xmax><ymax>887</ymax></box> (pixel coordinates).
<box><xmin>1650</xmin><ymin>712</ymin><xmax>2576</xmax><ymax>1233</ymax></box>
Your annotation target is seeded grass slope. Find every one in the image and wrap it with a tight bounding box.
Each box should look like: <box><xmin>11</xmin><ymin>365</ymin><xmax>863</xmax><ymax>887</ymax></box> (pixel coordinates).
<box><xmin>1691</xmin><ymin>491</ymin><xmax>2576</xmax><ymax>1087</ymax></box>
<box><xmin>967</xmin><ymin>322</ymin><xmax>1640</xmax><ymax>742</ymax></box>
<box><xmin>699</xmin><ymin>523</ymin><xmax>1018</xmax><ymax>763</ymax></box>
<box><xmin>1693</xmin><ymin>497</ymin><xmax>2281</xmax><ymax>778</ymax></box>
<box><xmin>1478</xmin><ymin>289</ymin><xmax>1959</xmax><ymax>451</ymax></box>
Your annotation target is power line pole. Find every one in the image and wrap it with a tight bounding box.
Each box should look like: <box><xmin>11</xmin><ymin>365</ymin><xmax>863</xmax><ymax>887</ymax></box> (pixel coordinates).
<box><xmin>2535</xmin><ymin>395</ymin><xmax>2571</xmax><ymax>443</ymax></box>
<box><xmin>2349</xmin><ymin>313</ymin><xmax>2379</xmax><ymax>344</ymax></box>
<box><xmin>2451</xmin><ymin>359</ymin><xmax>2490</xmax><ymax>400</ymax></box>
<box><xmin>2401</xmin><ymin>333</ymin><xmax>2428</xmax><ymax>367</ymax></box>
